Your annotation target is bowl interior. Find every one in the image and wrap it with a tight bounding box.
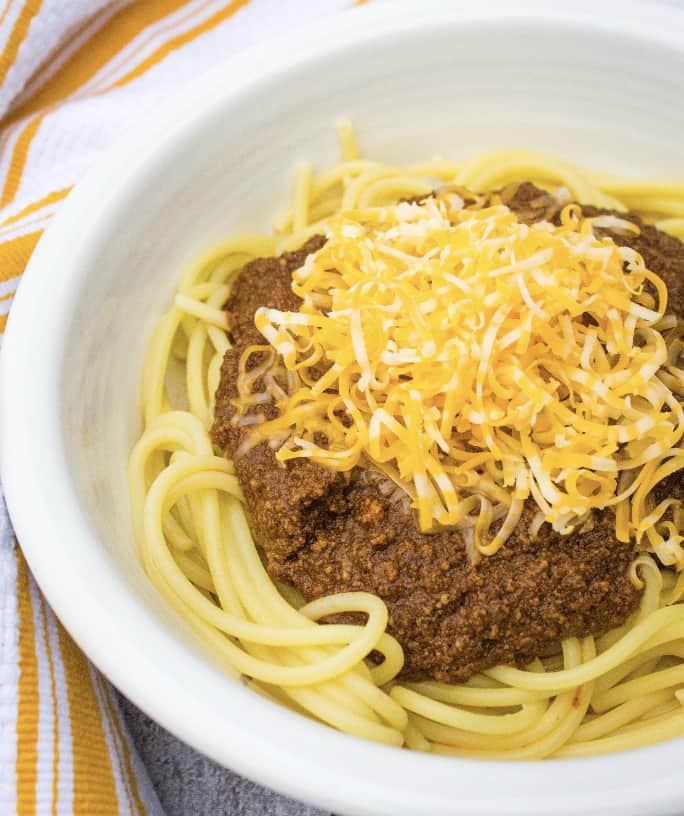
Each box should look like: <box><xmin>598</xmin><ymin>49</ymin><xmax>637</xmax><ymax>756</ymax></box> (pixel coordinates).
<box><xmin>7</xmin><ymin>6</ymin><xmax>684</xmax><ymax>816</ymax></box>
<box><xmin>69</xmin><ymin>11</ymin><xmax>684</xmax><ymax>607</ymax></box>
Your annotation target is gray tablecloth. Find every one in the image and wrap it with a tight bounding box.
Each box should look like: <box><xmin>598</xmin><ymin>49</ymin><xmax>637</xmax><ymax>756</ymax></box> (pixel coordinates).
<box><xmin>117</xmin><ymin>694</ymin><xmax>326</xmax><ymax>816</ymax></box>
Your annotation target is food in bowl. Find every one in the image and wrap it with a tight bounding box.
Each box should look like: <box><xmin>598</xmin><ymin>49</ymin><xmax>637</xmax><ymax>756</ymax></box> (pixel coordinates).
<box><xmin>129</xmin><ymin>122</ymin><xmax>684</xmax><ymax>759</ymax></box>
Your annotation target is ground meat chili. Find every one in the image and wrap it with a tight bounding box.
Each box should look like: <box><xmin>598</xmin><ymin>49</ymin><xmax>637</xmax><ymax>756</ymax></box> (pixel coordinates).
<box><xmin>212</xmin><ymin>185</ymin><xmax>684</xmax><ymax>682</ymax></box>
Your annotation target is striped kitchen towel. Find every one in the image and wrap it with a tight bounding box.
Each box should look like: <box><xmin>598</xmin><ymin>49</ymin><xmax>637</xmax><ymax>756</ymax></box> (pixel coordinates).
<box><xmin>1</xmin><ymin>507</ymin><xmax>163</xmax><ymax>815</ymax></box>
<box><xmin>0</xmin><ymin>1</ymin><xmax>361</xmax><ymax>813</ymax></box>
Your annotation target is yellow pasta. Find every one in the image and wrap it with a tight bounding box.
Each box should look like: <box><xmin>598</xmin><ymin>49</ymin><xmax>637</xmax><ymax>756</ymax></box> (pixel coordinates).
<box><xmin>129</xmin><ymin>121</ymin><xmax>684</xmax><ymax>758</ymax></box>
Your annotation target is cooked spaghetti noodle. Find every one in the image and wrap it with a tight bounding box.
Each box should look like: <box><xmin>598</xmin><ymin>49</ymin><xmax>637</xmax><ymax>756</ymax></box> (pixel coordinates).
<box><xmin>129</xmin><ymin>121</ymin><xmax>684</xmax><ymax>758</ymax></box>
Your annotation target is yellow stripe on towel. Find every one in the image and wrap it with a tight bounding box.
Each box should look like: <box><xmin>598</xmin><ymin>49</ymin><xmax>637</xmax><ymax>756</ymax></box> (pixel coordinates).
<box><xmin>57</xmin><ymin>606</ymin><xmax>119</xmax><ymax>815</ymax></box>
<box><xmin>15</xmin><ymin>550</ymin><xmax>39</xmax><ymax>816</ymax></box>
<box><xmin>0</xmin><ymin>1</ymin><xmax>44</xmax><ymax>87</ymax></box>
<box><xmin>39</xmin><ymin>594</ymin><xmax>60</xmax><ymax>816</ymax></box>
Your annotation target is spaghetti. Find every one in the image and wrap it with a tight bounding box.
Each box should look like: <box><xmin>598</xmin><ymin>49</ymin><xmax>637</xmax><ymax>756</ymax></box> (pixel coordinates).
<box><xmin>129</xmin><ymin>121</ymin><xmax>684</xmax><ymax>758</ymax></box>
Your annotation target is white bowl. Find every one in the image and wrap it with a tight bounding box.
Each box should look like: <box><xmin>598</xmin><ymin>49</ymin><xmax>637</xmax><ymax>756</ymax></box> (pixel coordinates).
<box><xmin>3</xmin><ymin>2</ymin><xmax>684</xmax><ymax>814</ymax></box>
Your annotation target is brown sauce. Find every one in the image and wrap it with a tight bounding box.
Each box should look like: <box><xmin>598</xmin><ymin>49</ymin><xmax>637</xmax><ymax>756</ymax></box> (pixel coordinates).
<box><xmin>211</xmin><ymin>185</ymin><xmax>684</xmax><ymax>681</ymax></box>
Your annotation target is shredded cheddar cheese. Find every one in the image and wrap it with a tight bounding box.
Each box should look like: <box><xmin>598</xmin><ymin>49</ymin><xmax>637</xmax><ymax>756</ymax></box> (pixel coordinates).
<box><xmin>245</xmin><ymin>192</ymin><xmax>684</xmax><ymax>559</ymax></box>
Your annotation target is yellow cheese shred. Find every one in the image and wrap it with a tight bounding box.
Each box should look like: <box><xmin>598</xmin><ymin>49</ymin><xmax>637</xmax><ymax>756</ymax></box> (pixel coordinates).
<box><xmin>246</xmin><ymin>192</ymin><xmax>684</xmax><ymax>560</ymax></box>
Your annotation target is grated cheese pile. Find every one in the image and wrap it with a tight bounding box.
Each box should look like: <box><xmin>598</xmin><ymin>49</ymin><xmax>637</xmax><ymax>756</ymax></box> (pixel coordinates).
<box><xmin>248</xmin><ymin>192</ymin><xmax>684</xmax><ymax>561</ymax></box>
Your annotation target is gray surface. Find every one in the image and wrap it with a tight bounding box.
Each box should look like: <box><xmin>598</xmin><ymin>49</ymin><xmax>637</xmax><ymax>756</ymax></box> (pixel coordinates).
<box><xmin>117</xmin><ymin>693</ymin><xmax>328</xmax><ymax>816</ymax></box>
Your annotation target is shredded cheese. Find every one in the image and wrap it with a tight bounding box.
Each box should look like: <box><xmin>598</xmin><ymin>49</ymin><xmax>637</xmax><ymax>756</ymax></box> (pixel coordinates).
<box><xmin>244</xmin><ymin>192</ymin><xmax>684</xmax><ymax>558</ymax></box>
